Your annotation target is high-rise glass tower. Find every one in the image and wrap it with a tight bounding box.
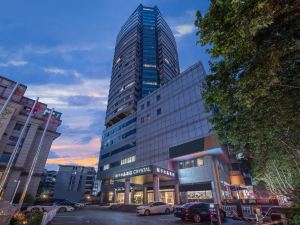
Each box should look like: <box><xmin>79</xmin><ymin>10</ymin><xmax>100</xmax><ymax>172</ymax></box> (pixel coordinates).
<box><xmin>105</xmin><ymin>4</ymin><xmax>179</xmax><ymax>127</ymax></box>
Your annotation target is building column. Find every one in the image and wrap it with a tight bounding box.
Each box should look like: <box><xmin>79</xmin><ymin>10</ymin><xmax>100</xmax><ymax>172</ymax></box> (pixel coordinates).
<box><xmin>124</xmin><ymin>178</ymin><xmax>130</xmax><ymax>205</ymax></box>
<box><xmin>100</xmin><ymin>191</ymin><xmax>104</xmax><ymax>204</ymax></box>
<box><xmin>113</xmin><ymin>189</ymin><xmax>117</xmax><ymax>203</ymax></box>
<box><xmin>131</xmin><ymin>185</ymin><xmax>135</xmax><ymax>204</ymax></box>
<box><xmin>153</xmin><ymin>174</ymin><xmax>160</xmax><ymax>202</ymax></box>
<box><xmin>174</xmin><ymin>182</ymin><xmax>180</xmax><ymax>205</ymax></box>
<box><xmin>143</xmin><ymin>186</ymin><xmax>148</xmax><ymax>204</ymax></box>
<box><xmin>211</xmin><ymin>156</ymin><xmax>222</xmax><ymax>205</ymax></box>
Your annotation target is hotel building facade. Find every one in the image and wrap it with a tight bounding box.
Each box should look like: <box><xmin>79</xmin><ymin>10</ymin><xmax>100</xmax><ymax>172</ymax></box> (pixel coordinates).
<box><xmin>98</xmin><ymin>5</ymin><xmax>231</xmax><ymax>205</ymax></box>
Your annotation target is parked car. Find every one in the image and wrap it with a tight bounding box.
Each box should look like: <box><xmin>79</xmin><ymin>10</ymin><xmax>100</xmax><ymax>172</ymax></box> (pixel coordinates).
<box><xmin>27</xmin><ymin>205</ymin><xmax>75</xmax><ymax>213</ymax></box>
<box><xmin>137</xmin><ymin>201</ymin><xmax>173</xmax><ymax>216</ymax></box>
<box><xmin>262</xmin><ymin>206</ymin><xmax>299</xmax><ymax>225</ymax></box>
<box><xmin>174</xmin><ymin>202</ymin><xmax>226</xmax><ymax>223</ymax></box>
<box><xmin>55</xmin><ymin>199</ymin><xmax>85</xmax><ymax>208</ymax></box>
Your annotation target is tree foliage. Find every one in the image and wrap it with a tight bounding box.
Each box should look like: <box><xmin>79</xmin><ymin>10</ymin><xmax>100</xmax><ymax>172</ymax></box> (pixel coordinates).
<box><xmin>195</xmin><ymin>0</ymin><xmax>300</xmax><ymax>201</ymax></box>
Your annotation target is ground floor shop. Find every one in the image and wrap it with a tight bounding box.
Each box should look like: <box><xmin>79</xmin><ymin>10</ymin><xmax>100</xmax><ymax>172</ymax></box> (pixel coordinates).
<box><xmin>99</xmin><ymin>164</ymin><xmax>227</xmax><ymax>205</ymax></box>
<box><xmin>100</xmin><ymin>165</ymin><xmax>181</xmax><ymax>205</ymax></box>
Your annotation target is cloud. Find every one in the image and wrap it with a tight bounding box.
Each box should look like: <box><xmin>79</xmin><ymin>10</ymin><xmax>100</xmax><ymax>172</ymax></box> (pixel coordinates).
<box><xmin>47</xmin><ymin>137</ymin><xmax>100</xmax><ymax>168</ymax></box>
<box><xmin>174</xmin><ymin>24</ymin><xmax>196</xmax><ymax>37</ymax></box>
<box><xmin>23</xmin><ymin>44</ymin><xmax>99</xmax><ymax>55</ymax></box>
<box><xmin>62</xmin><ymin>95</ymin><xmax>104</xmax><ymax>107</ymax></box>
<box><xmin>47</xmin><ymin>157</ymin><xmax>98</xmax><ymax>168</ymax></box>
<box><xmin>48</xmin><ymin>151</ymin><xmax>61</xmax><ymax>159</ymax></box>
<box><xmin>43</xmin><ymin>67</ymin><xmax>67</xmax><ymax>75</ymax></box>
<box><xmin>25</xmin><ymin>77</ymin><xmax>110</xmax><ymax>110</ymax></box>
<box><xmin>43</xmin><ymin>67</ymin><xmax>82</xmax><ymax>78</ymax></box>
<box><xmin>0</xmin><ymin>59</ymin><xmax>28</xmax><ymax>67</ymax></box>
<box><xmin>23</xmin><ymin>76</ymin><xmax>107</xmax><ymax>169</ymax></box>
<box><xmin>51</xmin><ymin>137</ymin><xmax>100</xmax><ymax>151</ymax></box>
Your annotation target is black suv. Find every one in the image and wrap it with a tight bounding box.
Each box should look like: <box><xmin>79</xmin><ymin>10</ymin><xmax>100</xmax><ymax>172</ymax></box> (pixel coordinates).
<box><xmin>174</xmin><ymin>202</ymin><xmax>226</xmax><ymax>223</ymax></box>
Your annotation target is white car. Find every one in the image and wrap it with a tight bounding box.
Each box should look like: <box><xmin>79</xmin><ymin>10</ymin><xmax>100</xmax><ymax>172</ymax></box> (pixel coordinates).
<box><xmin>137</xmin><ymin>201</ymin><xmax>173</xmax><ymax>216</ymax></box>
<box><xmin>27</xmin><ymin>205</ymin><xmax>75</xmax><ymax>213</ymax></box>
<box><xmin>73</xmin><ymin>202</ymin><xmax>85</xmax><ymax>208</ymax></box>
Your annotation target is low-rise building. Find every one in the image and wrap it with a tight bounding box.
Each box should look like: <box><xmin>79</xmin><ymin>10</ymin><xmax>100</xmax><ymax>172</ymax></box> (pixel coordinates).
<box><xmin>54</xmin><ymin>165</ymin><xmax>96</xmax><ymax>202</ymax></box>
<box><xmin>37</xmin><ymin>169</ymin><xmax>57</xmax><ymax>196</ymax></box>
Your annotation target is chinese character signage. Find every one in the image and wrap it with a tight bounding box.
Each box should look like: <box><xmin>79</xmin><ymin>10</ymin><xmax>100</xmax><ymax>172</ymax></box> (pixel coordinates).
<box><xmin>114</xmin><ymin>165</ymin><xmax>176</xmax><ymax>179</ymax></box>
<box><xmin>114</xmin><ymin>166</ymin><xmax>152</xmax><ymax>179</ymax></box>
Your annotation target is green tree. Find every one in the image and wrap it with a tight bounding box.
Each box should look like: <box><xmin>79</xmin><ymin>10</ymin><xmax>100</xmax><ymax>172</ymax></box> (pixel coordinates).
<box><xmin>195</xmin><ymin>0</ymin><xmax>300</xmax><ymax>202</ymax></box>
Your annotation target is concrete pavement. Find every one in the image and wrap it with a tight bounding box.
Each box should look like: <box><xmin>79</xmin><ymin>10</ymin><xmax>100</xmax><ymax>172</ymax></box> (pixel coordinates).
<box><xmin>49</xmin><ymin>206</ymin><xmax>256</xmax><ymax>225</ymax></box>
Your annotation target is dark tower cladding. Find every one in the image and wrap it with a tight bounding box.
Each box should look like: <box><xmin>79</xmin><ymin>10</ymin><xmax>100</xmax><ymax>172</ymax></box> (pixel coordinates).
<box><xmin>98</xmin><ymin>4</ymin><xmax>233</xmax><ymax>206</ymax></box>
<box><xmin>105</xmin><ymin>4</ymin><xmax>179</xmax><ymax>127</ymax></box>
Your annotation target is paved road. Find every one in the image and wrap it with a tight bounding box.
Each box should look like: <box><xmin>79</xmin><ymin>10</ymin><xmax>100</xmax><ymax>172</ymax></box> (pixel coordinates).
<box><xmin>49</xmin><ymin>206</ymin><xmax>255</xmax><ymax>225</ymax></box>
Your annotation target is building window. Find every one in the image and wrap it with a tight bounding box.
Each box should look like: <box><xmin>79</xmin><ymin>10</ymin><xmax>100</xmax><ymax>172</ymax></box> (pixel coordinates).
<box><xmin>157</xmin><ymin>108</ymin><xmax>161</xmax><ymax>116</ymax></box>
<box><xmin>156</xmin><ymin>95</ymin><xmax>160</xmax><ymax>101</ymax></box>
<box><xmin>179</xmin><ymin>158</ymin><xmax>204</xmax><ymax>169</ymax></box>
<box><xmin>184</xmin><ymin>160</ymin><xmax>194</xmax><ymax>168</ymax></box>
<box><xmin>141</xmin><ymin>117</ymin><xmax>144</xmax><ymax>123</ymax></box>
<box><xmin>108</xmin><ymin>192</ymin><xmax>113</xmax><ymax>201</ymax></box>
<box><xmin>143</xmin><ymin>81</ymin><xmax>157</xmax><ymax>86</ymax></box>
<box><xmin>103</xmin><ymin>164</ymin><xmax>110</xmax><ymax>171</ymax></box>
<box><xmin>0</xmin><ymin>152</ymin><xmax>11</xmax><ymax>163</ymax></box>
<box><xmin>14</xmin><ymin>123</ymin><xmax>23</xmax><ymax>131</ymax></box>
<box><xmin>197</xmin><ymin>158</ymin><xmax>204</xmax><ymax>166</ymax></box>
<box><xmin>143</xmin><ymin>64</ymin><xmax>156</xmax><ymax>69</ymax></box>
<box><xmin>116</xmin><ymin>57</ymin><xmax>121</xmax><ymax>64</ymax></box>
<box><xmin>147</xmin><ymin>101</ymin><xmax>150</xmax><ymax>107</ymax></box>
<box><xmin>121</xmin><ymin>155</ymin><xmax>136</xmax><ymax>165</ymax></box>
<box><xmin>141</xmin><ymin>104</ymin><xmax>144</xmax><ymax>110</ymax></box>
<box><xmin>146</xmin><ymin>114</ymin><xmax>151</xmax><ymax>120</ymax></box>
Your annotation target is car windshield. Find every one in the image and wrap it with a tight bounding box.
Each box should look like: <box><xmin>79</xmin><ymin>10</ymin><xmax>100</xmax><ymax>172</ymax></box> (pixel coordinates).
<box><xmin>141</xmin><ymin>202</ymin><xmax>154</xmax><ymax>206</ymax></box>
<box><xmin>182</xmin><ymin>203</ymin><xmax>195</xmax><ymax>208</ymax></box>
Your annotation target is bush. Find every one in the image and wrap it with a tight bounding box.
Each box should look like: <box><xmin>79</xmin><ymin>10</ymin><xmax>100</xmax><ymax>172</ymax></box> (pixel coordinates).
<box><xmin>10</xmin><ymin>212</ymin><xmax>43</xmax><ymax>225</ymax></box>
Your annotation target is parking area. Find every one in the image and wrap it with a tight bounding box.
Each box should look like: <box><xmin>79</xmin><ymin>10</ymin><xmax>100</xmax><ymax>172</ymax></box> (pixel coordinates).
<box><xmin>49</xmin><ymin>206</ymin><xmax>255</xmax><ymax>225</ymax></box>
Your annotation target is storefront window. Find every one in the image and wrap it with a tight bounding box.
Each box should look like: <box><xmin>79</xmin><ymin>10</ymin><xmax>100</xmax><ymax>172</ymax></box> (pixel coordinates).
<box><xmin>117</xmin><ymin>193</ymin><xmax>124</xmax><ymax>203</ymax></box>
<box><xmin>108</xmin><ymin>192</ymin><xmax>114</xmax><ymax>202</ymax></box>
<box><xmin>133</xmin><ymin>192</ymin><xmax>143</xmax><ymax>204</ymax></box>
<box><xmin>147</xmin><ymin>192</ymin><xmax>154</xmax><ymax>203</ymax></box>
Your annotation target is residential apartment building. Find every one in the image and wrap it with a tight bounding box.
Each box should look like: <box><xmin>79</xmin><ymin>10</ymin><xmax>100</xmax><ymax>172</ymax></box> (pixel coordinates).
<box><xmin>0</xmin><ymin>76</ymin><xmax>62</xmax><ymax>202</ymax></box>
<box><xmin>54</xmin><ymin>165</ymin><xmax>96</xmax><ymax>202</ymax></box>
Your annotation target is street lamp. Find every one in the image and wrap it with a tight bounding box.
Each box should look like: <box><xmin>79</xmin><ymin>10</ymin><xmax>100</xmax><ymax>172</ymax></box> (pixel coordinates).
<box><xmin>41</xmin><ymin>194</ymin><xmax>48</xmax><ymax>199</ymax></box>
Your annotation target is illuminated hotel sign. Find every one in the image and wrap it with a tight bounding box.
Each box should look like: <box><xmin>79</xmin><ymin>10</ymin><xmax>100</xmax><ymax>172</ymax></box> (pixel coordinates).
<box><xmin>114</xmin><ymin>165</ymin><xmax>176</xmax><ymax>179</ymax></box>
<box><xmin>155</xmin><ymin>167</ymin><xmax>175</xmax><ymax>177</ymax></box>
<box><xmin>114</xmin><ymin>166</ymin><xmax>152</xmax><ymax>179</ymax></box>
